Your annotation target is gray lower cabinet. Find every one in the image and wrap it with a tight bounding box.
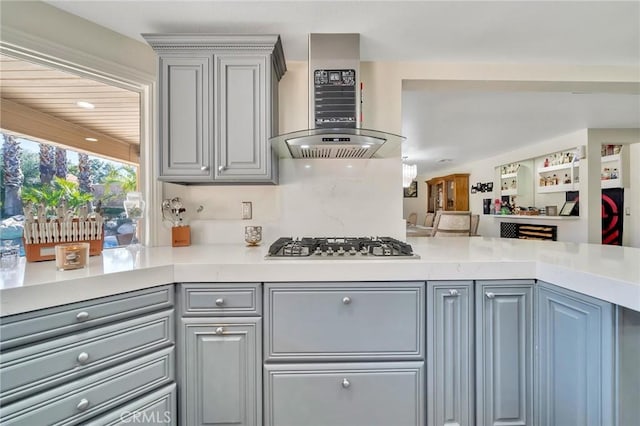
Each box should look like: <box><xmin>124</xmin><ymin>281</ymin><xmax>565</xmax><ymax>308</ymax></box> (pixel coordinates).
<box><xmin>85</xmin><ymin>383</ymin><xmax>176</xmax><ymax>426</ymax></box>
<box><xmin>427</xmin><ymin>281</ymin><xmax>474</xmax><ymax>426</ymax></box>
<box><xmin>476</xmin><ymin>280</ymin><xmax>534</xmax><ymax>426</ymax></box>
<box><xmin>264</xmin><ymin>282</ymin><xmax>425</xmax><ymax>426</ymax></box>
<box><xmin>535</xmin><ymin>281</ymin><xmax>614</xmax><ymax>426</ymax></box>
<box><xmin>179</xmin><ymin>317</ymin><xmax>261</xmax><ymax>426</ymax></box>
<box><xmin>264</xmin><ymin>362</ymin><xmax>424</xmax><ymax>426</ymax></box>
<box><xmin>143</xmin><ymin>34</ymin><xmax>286</xmax><ymax>184</ymax></box>
<box><xmin>0</xmin><ymin>286</ymin><xmax>176</xmax><ymax>426</ymax></box>
<box><xmin>0</xmin><ymin>347</ymin><xmax>174</xmax><ymax>426</ymax></box>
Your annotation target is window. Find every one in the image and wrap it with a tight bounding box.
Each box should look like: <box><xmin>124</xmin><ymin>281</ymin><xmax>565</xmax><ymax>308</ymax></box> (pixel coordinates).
<box><xmin>1</xmin><ymin>132</ymin><xmax>139</xmax><ymax>252</ymax></box>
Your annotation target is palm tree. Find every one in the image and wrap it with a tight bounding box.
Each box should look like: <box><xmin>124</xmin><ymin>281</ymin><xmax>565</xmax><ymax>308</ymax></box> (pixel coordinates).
<box><xmin>39</xmin><ymin>143</ymin><xmax>54</xmax><ymax>185</ymax></box>
<box><xmin>2</xmin><ymin>134</ymin><xmax>24</xmax><ymax>217</ymax></box>
<box><xmin>78</xmin><ymin>153</ymin><xmax>92</xmax><ymax>194</ymax></box>
<box><xmin>54</xmin><ymin>146</ymin><xmax>67</xmax><ymax>179</ymax></box>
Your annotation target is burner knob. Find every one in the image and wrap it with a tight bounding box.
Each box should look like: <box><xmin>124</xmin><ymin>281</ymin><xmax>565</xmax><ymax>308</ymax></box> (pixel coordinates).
<box><xmin>337</xmin><ymin>247</ymin><xmax>345</xmax><ymax>255</ymax></box>
<box><xmin>360</xmin><ymin>247</ymin><xmax>368</xmax><ymax>255</ymax></box>
<box><xmin>315</xmin><ymin>247</ymin><xmax>322</xmax><ymax>256</ymax></box>
<box><xmin>326</xmin><ymin>247</ymin><xmax>334</xmax><ymax>255</ymax></box>
<box><xmin>349</xmin><ymin>248</ymin><xmax>357</xmax><ymax>255</ymax></box>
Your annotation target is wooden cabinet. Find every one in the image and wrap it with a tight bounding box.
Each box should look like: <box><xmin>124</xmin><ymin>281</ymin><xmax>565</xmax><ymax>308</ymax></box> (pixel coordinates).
<box><xmin>177</xmin><ymin>283</ymin><xmax>262</xmax><ymax>426</ymax></box>
<box><xmin>427</xmin><ymin>173</ymin><xmax>469</xmax><ymax>212</ymax></box>
<box><xmin>426</xmin><ymin>281</ymin><xmax>474</xmax><ymax>426</ymax></box>
<box><xmin>476</xmin><ymin>280</ymin><xmax>534</xmax><ymax>426</ymax></box>
<box><xmin>143</xmin><ymin>34</ymin><xmax>286</xmax><ymax>184</ymax></box>
<box><xmin>535</xmin><ymin>281</ymin><xmax>614</xmax><ymax>426</ymax></box>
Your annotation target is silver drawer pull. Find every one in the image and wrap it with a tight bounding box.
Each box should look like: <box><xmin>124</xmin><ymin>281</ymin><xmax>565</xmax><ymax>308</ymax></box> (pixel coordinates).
<box><xmin>76</xmin><ymin>311</ymin><xmax>90</xmax><ymax>321</ymax></box>
<box><xmin>449</xmin><ymin>289</ymin><xmax>459</xmax><ymax>296</ymax></box>
<box><xmin>201</xmin><ymin>166</ymin><xmax>209</xmax><ymax>171</ymax></box>
<box><xmin>341</xmin><ymin>378</ymin><xmax>351</xmax><ymax>389</ymax></box>
<box><xmin>76</xmin><ymin>398</ymin><xmax>90</xmax><ymax>411</ymax></box>
<box><xmin>215</xmin><ymin>327</ymin><xmax>224</xmax><ymax>335</ymax></box>
<box><xmin>215</xmin><ymin>298</ymin><xmax>225</xmax><ymax>306</ymax></box>
<box><xmin>77</xmin><ymin>352</ymin><xmax>90</xmax><ymax>365</ymax></box>
<box><xmin>218</xmin><ymin>165</ymin><xmax>226</xmax><ymax>172</ymax></box>
<box><xmin>486</xmin><ymin>292</ymin><xmax>495</xmax><ymax>299</ymax></box>
<box><xmin>342</xmin><ymin>296</ymin><xmax>352</xmax><ymax>305</ymax></box>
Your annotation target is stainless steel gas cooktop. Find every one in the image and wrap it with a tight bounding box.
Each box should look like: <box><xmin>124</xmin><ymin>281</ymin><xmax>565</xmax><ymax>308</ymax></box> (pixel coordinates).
<box><xmin>265</xmin><ymin>237</ymin><xmax>419</xmax><ymax>259</ymax></box>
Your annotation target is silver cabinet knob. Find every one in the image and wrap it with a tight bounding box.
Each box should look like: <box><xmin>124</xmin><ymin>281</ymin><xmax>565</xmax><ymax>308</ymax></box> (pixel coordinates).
<box><xmin>77</xmin><ymin>352</ymin><xmax>90</xmax><ymax>365</ymax></box>
<box><xmin>449</xmin><ymin>289</ymin><xmax>459</xmax><ymax>296</ymax></box>
<box><xmin>342</xmin><ymin>296</ymin><xmax>352</xmax><ymax>305</ymax></box>
<box><xmin>76</xmin><ymin>311</ymin><xmax>90</xmax><ymax>321</ymax></box>
<box><xmin>218</xmin><ymin>165</ymin><xmax>226</xmax><ymax>172</ymax></box>
<box><xmin>201</xmin><ymin>166</ymin><xmax>209</xmax><ymax>171</ymax></box>
<box><xmin>215</xmin><ymin>327</ymin><xmax>224</xmax><ymax>335</ymax></box>
<box><xmin>215</xmin><ymin>298</ymin><xmax>225</xmax><ymax>306</ymax></box>
<box><xmin>486</xmin><ymin>292</ymin><xmax>495</xmax><ymax>299</ymax></box>
<box><xmin>341</xmin><ymin>378</ymin><xmax>351</xmax><ymax>388</ymax></box>
<box><xmin>76</xmin><ymin>398</ymin><xmax>90</xmax><ymax>411</ymax></box>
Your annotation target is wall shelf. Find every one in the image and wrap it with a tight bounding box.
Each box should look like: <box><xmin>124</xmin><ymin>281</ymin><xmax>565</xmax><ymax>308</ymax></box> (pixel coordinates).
<box><xmin>538</xmin><ymin>183</ymin><xmax>579</xmax><ymax>193</ymax></box>
<box><xmin>537</xmin><ymin>161</ymin><xmax>579</xmax><ymax>174</ymax></box>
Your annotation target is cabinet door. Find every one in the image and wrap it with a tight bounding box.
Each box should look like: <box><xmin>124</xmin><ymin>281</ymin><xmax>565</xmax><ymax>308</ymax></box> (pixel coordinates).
<box><xmin>476</xmin><ymin>280</ymin><xmax>533</xmax><ymax>426</ymax></box>
<box><xmin>179</xmin><ymin>317</ymin><xmax>261</xmax><ymax>426</ymax></box>
<box><xmin>158</xmin><ymin>56</ymin><xmax>212</xmax><ymax>181</ymax></box>
<box><xmin>427</xmin><ymin>281</ymin><xmax>474</xmax><ymax>426</ymax></box>
<box><xmin>264</xmin><ymin>362</ymin><xmax>424</xmax><ymax>426</ymax></box>
<box><xmin>535</xmin><ymin>282</ymin><xmax>614</xmax><ymax>426</ymax></box>
<box><xmin>215</xmin><ymin>55</ymin><xmax>274</xmax><ymax>183</ymax></box>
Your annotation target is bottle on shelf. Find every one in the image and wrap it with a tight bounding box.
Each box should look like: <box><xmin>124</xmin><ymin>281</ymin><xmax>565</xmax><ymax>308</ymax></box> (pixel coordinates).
<box><xmin>544</xmin><ymin>158</ymin><xmax>549</xmax><ymax>167</ymax></box>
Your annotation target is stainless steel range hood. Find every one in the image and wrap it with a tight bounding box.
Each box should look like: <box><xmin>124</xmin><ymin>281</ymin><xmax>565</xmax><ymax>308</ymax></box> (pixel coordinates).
<box><xmin>270</xmin><ymin>34</ymin><xmax>405</xmax><ymax>159</ymax></box>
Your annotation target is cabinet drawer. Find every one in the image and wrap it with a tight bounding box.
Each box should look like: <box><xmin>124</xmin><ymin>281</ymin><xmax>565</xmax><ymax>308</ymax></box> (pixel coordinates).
<box><xmin>0</xmin><ymin>347</ymin><xmax>174</xmax><ymax>426</ymax></box>
<box><xmin>180</xmin><ymin>283</ymin><xmax>261</xmax><ymax>316</ymax></box>
<box><xmin>264</xmin><ymin>362</ymin><xmax>424</xmax><ymax>426</ymax></box>
<box><xmin>0</xmin><ymin>285</ymin><xmax>174</xmax><ymax>350</ymax></box>
<box><xmin>84</xmin><ymin>384</ymin><xmax>176</xmax><ymax>426</ymax></box>
<box><xmin>1</xmin><ymin>309</ymin><xmax>174</xmax><ymax>405</ymax></box>
<box><xmin>265</xmin><ymin>282</ymin><xmax>424</xmax><ymax>361</ymax></box>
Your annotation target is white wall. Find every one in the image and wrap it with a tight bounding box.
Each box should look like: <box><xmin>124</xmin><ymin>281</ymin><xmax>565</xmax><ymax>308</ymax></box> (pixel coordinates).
<box><xmin>628</xmin><ymin>144</ymin><xmax>640</xmax><ymax>247</ymax></box>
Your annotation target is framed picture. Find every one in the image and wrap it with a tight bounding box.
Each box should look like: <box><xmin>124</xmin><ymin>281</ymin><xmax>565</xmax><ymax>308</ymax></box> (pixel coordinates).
<box><xmin>403</xmin><ymin>181</ymin><xmax>417</xmax><ymax>198</ymax></box>
<box><xmin>559</xmin><ymin>201</ymin><xmax>577</xmax><ymax>216</ymax></box>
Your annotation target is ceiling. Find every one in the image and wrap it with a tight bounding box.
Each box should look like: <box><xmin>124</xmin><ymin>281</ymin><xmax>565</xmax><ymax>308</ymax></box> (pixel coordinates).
<box><xmin>19</xmin><ymin>1</ymin><xmax>640</xmax><ymax>172</ymax></box>
<box><xmin>0</xmin><ymin>53</ymin><xmax>140</xmax><ymax>147</ymax></box>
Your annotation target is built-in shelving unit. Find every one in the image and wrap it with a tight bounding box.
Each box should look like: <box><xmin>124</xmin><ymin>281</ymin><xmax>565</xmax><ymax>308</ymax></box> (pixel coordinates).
<box><xmin>601</xmin><ymin>150</ymin><xmax>623</xmax><ymax>189</ymax></box>
<box><xmin>536</xmin><ymin>157</ymin><xmax>579</xmax><ymax>194</ymax></box>
<box><xmin>497</xmin><ymin>162</ymin><xmax>533</xmax><ymax>205</ymax></box>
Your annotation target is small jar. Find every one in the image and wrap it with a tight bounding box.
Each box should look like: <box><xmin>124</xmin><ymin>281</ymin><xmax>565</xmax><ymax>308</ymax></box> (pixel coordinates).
<box><xmin>55</xmin><ymin>242</ymin><xmax>89</xmax><ymax>271</ymax></box>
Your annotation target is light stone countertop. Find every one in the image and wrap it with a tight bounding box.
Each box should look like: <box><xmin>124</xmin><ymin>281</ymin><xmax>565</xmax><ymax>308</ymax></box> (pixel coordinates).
<box><xmin>1</xmin><ymin>237</ymin><xmax>638</xmax><ymax>316</ymax></box>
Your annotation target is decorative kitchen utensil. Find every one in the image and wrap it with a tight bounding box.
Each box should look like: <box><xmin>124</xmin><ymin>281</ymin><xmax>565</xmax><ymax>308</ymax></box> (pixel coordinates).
<box><xmin>162</xmin><ymin>197</ymin><xmax>191</xmax><ymax>247</ymax></box>
<box><xmin>244</xmin><ymin>226</ymin><xmax>262</xmax><ymax>246</ymax></box>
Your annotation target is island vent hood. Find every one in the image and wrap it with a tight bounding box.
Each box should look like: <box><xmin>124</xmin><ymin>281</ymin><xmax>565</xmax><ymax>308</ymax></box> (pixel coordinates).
<box><xmin>270</xmin><ymin>33</ymin><xmax>405</xmax><ymax>159</ymax></box>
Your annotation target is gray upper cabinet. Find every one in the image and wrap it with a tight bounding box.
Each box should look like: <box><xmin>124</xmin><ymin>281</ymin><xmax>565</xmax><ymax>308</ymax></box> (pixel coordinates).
<box><xmin>159</xmin><ymin>56</ymin><xmax>212</xmax><ymax>181</ymax></box>
<box><xmin>476</xmin><ymin>280</ymin><xmax>534</xmax><ymax>426</ymax></box>
<box><xmin>143</xmin><ymin>34</ymin><xmax>286</xmax><ymax>184</ymax></box>
<box><xmin>535</xmin><ymin>281</ymin><xmax>614</xmax><ymax>426</ymax></box>
<box><xmin>427</xmin><ymin>281</ymin><xmax>474</xmax><ymax>426</ymax></box>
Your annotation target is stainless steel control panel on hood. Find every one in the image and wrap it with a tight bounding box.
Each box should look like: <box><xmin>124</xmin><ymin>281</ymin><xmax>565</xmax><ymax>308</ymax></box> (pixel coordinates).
<box><xmin>270</xmin><ymin>34</ymin><xmax>405</xmax><ymax>159</ymax></box>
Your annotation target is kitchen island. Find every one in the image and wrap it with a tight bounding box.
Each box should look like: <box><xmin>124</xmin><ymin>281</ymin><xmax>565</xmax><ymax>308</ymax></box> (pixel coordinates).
<box><xmin>1</xmin><ymin>237</ymin><xmax>638</xmax><ymax>315</ymax></box>
<box><xmin>1</xmin><ymin>237</ymin><xmax>638</xmax><ymax>426</ymax></box>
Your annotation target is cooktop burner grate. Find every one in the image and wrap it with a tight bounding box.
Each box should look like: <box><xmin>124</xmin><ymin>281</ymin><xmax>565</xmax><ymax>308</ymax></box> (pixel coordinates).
<box><xmin>266</xmin><ymin>237</ymin><xmax>419</xmax><ymax>259</ymax></box>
